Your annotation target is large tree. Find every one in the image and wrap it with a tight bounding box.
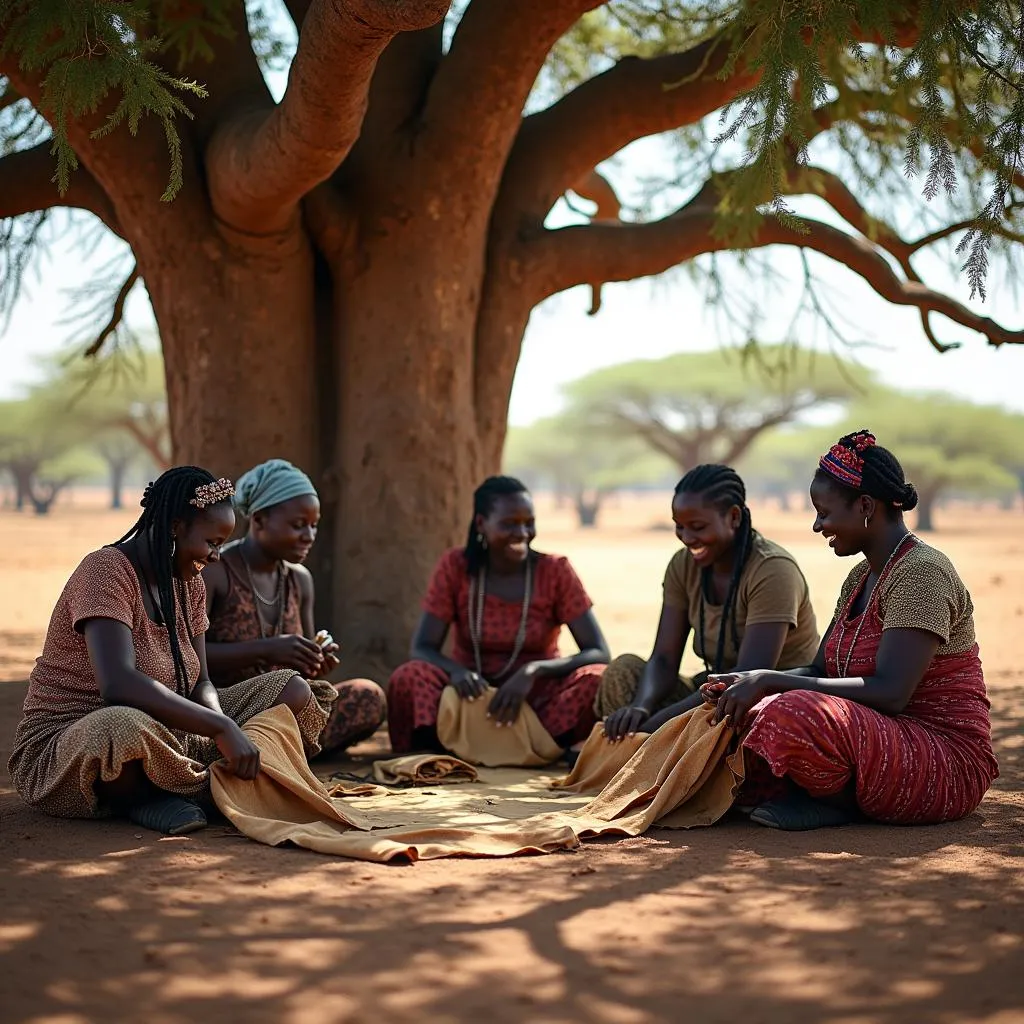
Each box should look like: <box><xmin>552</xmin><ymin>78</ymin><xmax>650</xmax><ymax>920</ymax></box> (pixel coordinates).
<box><xmin>2</xmin><ymin>2</ymin><xmax>1023</xmax><ymax>673</ymax></box>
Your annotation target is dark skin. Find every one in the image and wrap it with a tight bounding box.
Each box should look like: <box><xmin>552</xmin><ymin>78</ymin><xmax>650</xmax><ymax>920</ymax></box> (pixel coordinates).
<box><xmin>204</xmin><ymin>493</ymin><xmax>340</xmax><ymax>682</ymax></box>
<box><xmin>602</xmin><ymin>490</ymin><xmax>791</xmax><ymax>742</ymax></box>
<box><xmin>701</xmin><ymin>476</ymin><xmax>938</xmax><ymax>732</ymax></box>
<box><xmin>409</xmin><ymin>491</ymin><xmax>611</xmax><ymax>729</ymax></box>
<box><xmin>90</xmin><ymin>504</ymin><xmax>314</xmax><ymax>809</ymax></box>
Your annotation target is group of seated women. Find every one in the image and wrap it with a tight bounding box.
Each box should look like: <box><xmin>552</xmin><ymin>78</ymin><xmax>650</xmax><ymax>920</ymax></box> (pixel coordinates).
<box><xmin>8</xmin><ymin>430</ymin><xmax>998</xmax><ymax>837</ymax></box>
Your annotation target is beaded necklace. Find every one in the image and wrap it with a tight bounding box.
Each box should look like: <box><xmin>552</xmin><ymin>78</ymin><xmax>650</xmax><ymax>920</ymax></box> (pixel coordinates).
<box><xmin>468</xmin><ymin>557</ymin><xmax>533</xmax><ymax>682</ymax></box>
<box><xmin>832</xmin><ymin>532</ymin><xmax>916</xmax><ymax>677</ymax></box>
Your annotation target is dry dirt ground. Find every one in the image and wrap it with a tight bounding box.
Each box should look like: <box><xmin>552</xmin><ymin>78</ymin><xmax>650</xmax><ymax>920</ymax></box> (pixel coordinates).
<box><xmin>1</xmin><ymin>493</ymin><xmax>1022</xmax><ymax>1024</ymax></box>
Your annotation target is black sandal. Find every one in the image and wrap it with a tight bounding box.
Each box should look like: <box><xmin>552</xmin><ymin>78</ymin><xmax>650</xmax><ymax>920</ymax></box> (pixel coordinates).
<box><xmin>750</xmin><ymin>790</ymin><xmax>859</xmax><ymax>831</ymax></box>
<box><xmin>129</xmin><ymin>795</ymin><xmax>208</xmax><ymax>836</ymax></box>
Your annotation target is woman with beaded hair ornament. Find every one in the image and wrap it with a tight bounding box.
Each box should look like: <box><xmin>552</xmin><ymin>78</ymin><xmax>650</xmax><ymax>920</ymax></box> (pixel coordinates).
<box><xmin>9</xmin><ymin>467</ymin><xmax>338</xmax><ymax>837</ymax></box>
<box><xmin>702</xmin><ymin>431</ymin><xmax>999</xmax><ymax>831</ymax></box>
<box><xmin>204</xmin><ymin>458</ymin><xmax>386</xmax><ymax>756</ymax></box>
<box><xmin>386</xmin><ymin>476</ymin><xmax>611</xmax><ymax>756</ymax></box>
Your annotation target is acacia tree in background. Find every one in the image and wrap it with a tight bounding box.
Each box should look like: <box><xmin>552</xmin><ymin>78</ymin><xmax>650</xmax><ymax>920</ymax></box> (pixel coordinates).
<box><xmin>846</xmin><ymin>393</ymin><xmax>1018</xmax><ymax>530</ymax></box>
<box><xmin>2</xmin><ymin>2</ymin><xmax>1024</xmax><ymax>672</ymax></box>
<box><xmin>562</xmin><ymin>346</ymin><xmax>864</xmax><ymax>471</ymax></box>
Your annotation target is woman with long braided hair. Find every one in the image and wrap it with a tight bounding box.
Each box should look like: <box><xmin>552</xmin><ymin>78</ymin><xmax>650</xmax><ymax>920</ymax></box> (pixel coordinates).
<box><xmin>9</xmin><ymin>467</ymin><xmax>338</xmax><ymax>836</ymax></box>
<box><xmin>599</xmin><ymin>464</ymin><xmax>820</xmax><ymax>742</ymax></box>
<box><xmin>387</xmin><ymin>476</ymin><xmax>611</xmax><ymax>757</ymax></box>
<box><xmin>702</xmin><ymin>431</ymin><xmax>998</xmax><ymax>830</ymax></box>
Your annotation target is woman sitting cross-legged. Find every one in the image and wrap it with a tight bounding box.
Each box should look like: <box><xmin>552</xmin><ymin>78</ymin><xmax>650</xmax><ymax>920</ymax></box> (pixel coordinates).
<box><xmin>7</xmin><ymin>467</ymin><xmax>338</xmax><ymax>836</ymax></box>
<box><xmin>599</xmin><ymin>464</ymin><xmax>820</xmax><ymax>742</ymax></box>
<box><xmin>387</xmin><ymin>476</ymin><xmax>611</xmax><ymax>758</ymax></box>
<box><xmin>703</xmin><ymin>430</ymin><xmax>999</xmax><ymax>830</ymax></box>
<box><xmin>204</xmin><ymin>459</ymin><xmax>385</xmax><ymax>756</ymax></box>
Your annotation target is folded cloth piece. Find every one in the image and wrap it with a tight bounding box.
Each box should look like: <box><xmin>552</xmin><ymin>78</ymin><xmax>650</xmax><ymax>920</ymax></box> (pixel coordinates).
<box><xmin>435</xmin><ymin>685</ymin><xmax>564</xmax><ymax>767</ymax></box>
<box><xmin>211</xmin><ymin>705</ymin><xmax>580</xmax><ymax>862</ymax></box>
<box><xmin>371</xmin><ymin>753</ymin><xmax>479</xmax><ymax>786</ymax></box>
<box><xmin>550</xmin><ymin>724</ymin><xmax>649</xmax><ymax>794</ymax></box>
<box><xmin>326</xmin><ymin>779</ymin><xmax>388</xmax><ymax>798</ymax></box>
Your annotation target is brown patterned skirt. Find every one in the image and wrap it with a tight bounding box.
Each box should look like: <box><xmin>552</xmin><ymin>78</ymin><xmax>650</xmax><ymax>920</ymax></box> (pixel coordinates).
<box><xmin>8</xmin><ymin>672</ymin><xmax>337</xmax><ymax>819</ymax></box>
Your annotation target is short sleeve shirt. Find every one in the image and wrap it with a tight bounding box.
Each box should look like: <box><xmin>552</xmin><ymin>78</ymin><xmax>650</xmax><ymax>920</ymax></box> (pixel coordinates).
<box><xmin>662</xmin><ymin>531</ymin><xmax>819</xmax><ymax>671</ymax></box>
<box><xmin>422</xmin><ymin>548</ymin><xmax>593</xmax><ymax>678</ymax></box>
<box><xmin>22</xmin><ymin>547</ymin><xmax>209</xmax><ymax>718</ymax></box>
<box><xmin>834</xmin><ymin>540</ymin><xmax>976</xmax><ymax>655</ymax></box>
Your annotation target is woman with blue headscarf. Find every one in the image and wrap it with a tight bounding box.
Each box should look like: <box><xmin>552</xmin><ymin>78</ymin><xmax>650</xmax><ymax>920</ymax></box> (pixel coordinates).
<box><xmin>204</xmin><ymin>459</ymin><xmax>386</xmax><ymax>755</ymax></box>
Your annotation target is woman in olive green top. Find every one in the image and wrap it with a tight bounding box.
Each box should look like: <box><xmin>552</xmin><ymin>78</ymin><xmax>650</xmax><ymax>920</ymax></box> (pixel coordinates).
<box><xmin>600</xmin><ymin>464</ymin><xmax>819</xmax><ymax>740</ymax></box>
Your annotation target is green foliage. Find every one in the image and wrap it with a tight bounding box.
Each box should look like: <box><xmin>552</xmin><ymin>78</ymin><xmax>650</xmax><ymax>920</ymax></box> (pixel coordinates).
<box><xmin>847</xmin><ymin>391</ymin><xmax>1019</xmax><ymax>525</ymax></box>
<box><xmin>0</xmin><ymin>0</ymin><xmax>214</xmax><ymax>199</ymax></box>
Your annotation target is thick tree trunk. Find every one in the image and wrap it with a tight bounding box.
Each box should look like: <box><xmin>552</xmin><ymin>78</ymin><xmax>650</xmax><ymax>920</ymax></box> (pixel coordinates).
<box><xmin>328</xmin><ymin>223</ymin><xmax>493</xmax><ymax>678</ymax></box>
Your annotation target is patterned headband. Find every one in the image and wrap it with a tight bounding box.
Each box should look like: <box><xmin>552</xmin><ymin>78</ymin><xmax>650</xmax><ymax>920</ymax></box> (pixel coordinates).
<box><xmin>191</xmin><ymin>477</ymin><xmax>235</xmax><ymax>509</ymax></box>
<box><xmin>818</xmin><ymin>432</ymin><xmax>876</xmax><ymax>490</ymax></box>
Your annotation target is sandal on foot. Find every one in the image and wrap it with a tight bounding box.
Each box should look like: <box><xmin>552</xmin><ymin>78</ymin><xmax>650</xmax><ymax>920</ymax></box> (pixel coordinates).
<box><xmin>750</xmin><ymin>790</ymin><xmax>859</xmax><ymax>831</ymax></box>
<box><xmin>129</xmin><ymin>795</ymin><xmax>208</xmax><ymax>836</ymax></box>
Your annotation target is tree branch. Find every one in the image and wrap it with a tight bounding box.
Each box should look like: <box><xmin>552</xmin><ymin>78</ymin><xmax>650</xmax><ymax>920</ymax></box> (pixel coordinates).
<box><xmin>532</xmin><ymin>201</ymin><xmax>1024</xmax><ymax>349</ymax></box>
<box><xmin>506</xmin><ymin>26</ymin><xmax>760</xmax><ymax>221</ymax></box>
<box><xmin>422</xmin><ymin>1</ymin><xmax>601</xmax><ymax>201</ymax></box>
<box><xmin>83</xmin><ymin>264</ymin><xmax>139</xmax><ymax>357</ymax></box>
<box><xmin>0</xmin><ymin>142</ymin><xmax>119</xmax><ymax>231</ymax></box>
<box><xmin>206</xmin><ymin>0</ymin><xmax>450</xmax><ymax>234</ymax></box>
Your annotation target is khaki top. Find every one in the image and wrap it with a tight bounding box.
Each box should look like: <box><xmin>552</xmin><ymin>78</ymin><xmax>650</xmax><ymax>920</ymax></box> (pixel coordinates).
<box><xmin>834</xmin><ymin>539</ymin><xmax>976</xmax><ymax>655</ymax></box>
<box><xmin>663</xmin><ymin>531</ymin><xmax>820</xmax><ymax>672</ymax></box>
<box><xmin>22</xmin><ymin>547</ymin><xmax>209</xmax><ymax>718</ymax></box>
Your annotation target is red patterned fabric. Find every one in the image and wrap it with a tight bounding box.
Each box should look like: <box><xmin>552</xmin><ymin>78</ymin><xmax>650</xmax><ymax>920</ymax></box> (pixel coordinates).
<box><xmin>387</xmin><ymin>660</ymin><xmax>602</xmax><ymax>753</ymax></box>
<box><xmin>421</xmin><ymin>548</ymin><xmax>593</xmax><ymax>679</ymax></box>
<box><xmin>740</xmin><ymin>552</ymin><xmax>998</xmax><ymax>824</ymax></box>
<box><xmin>387</xmin><ymin>548</ymin><xmax>602</xmax><ymax>752</ymax></box>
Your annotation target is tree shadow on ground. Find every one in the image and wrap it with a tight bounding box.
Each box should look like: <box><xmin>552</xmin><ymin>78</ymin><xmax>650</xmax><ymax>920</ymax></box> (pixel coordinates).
<box><xmin>2</xmin><ymin>679</ymin><xmax>1022</xmax><ymax>1024</ymax></box>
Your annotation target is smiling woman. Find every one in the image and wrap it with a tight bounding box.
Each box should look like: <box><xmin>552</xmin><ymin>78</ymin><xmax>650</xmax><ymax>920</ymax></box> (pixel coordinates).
<box><xmin>386</xmin><ymin>476</ymin><xmax>612</xmax><ymax>760</ymax></box>
<box><xmin>204</xmin><ymin>459</ymin><xmax>385</xmax><ymax>756</ymax></box>
<box><xmin>7</xmin><ymin>466</ymin><xmax>338</xmax><ymax>837</ymax></box>
<box><xmin>702</xmin><ymin>431</ymin><xmax>1000</xmax><ymax>830</ymax></box>
<box><xmin>598</xmin><ymin>464</ymin><xmax>820</xmax><ymax>743</ymax></box>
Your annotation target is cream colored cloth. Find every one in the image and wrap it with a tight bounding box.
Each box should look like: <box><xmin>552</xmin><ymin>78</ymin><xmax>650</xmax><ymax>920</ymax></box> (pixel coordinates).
<box><xmin>212</xmin><ymin>702</ymin><xmax>744</xmax><ymax>862</ymax></box>
<box><xmin>435</xmin><ymin>685</ymin><xmax>564</xmax><ymax>767</ymax></box>
<box><xmin>551</xmin><ymin>724</ymin><xmax>650</xmax><ymax>794</ymax></box>
<box><xmin>371</xmin><ymin>753</ymin><xmax>479</xmax><ymax>786</ymax></box>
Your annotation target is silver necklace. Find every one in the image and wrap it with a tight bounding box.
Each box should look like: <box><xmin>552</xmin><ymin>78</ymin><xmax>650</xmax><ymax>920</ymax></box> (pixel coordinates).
<box><xmin>468</xmin><ymin>557</ymin><xmax>533</xmax><ymax>682</ymax></box>
<box><xmin>833</xmin><ymin>533</ymin><xmax>916</xmax><ymax>677</ymax></box>
<box><xmin>239</xmin><ymin>547</ymin><xmax>284</xmax><ymax>639</ymax></box>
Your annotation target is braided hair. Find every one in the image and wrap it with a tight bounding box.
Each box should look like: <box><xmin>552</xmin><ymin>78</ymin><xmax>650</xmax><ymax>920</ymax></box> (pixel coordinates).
<box><xmin>674</xmin><ymin>464</ymin><xmax>754</xmax><ymax>674</ymax></box>
<box><xmin>464</xmin><ymin>475</ymin><xmax>530</xmax><ymax>575</ymax></box>
<box><xmin>815</xmin><ymin>429</ymin><xmax>919</xmax><ymax>517</ymax></box>
<box><xmin>114</xmin><ymin>466</ymin><xmax>230</xmax><ymax>695</ymax></box>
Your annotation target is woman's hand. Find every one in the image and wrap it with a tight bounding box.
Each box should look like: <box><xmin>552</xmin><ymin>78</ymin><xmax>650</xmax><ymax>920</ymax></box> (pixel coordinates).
<box><xmin>265</xmin><ymin>634</ymin><xmax>324</xmax><ymax>677</ymax></box>
<box><xmin>487</xmin><ymin>667</ymin><xmax>536</xmax><ymax>726</ymax></box>
<box><xmin>450</xmin><ymin>666</ymin><xmax>487</xmax><ymax>701</ymax></box>
<box><xmin>311</xmin><ymin>631</ymin><xmax>340</xmax><ymax>677</ymax></box>
<box><xmin>706</xmin><ymin>670</ymin><xmax>779</xmax><ymax>728</ymax></box>
<box><xmin>602</xmin><ymin>705</ymin><xmax>651</xmax><ymax>742</ymax></box>
<box><xmin>214</xmin><ymin>720</ymin><xmax>261</xmax><ymax>780</ymax></box>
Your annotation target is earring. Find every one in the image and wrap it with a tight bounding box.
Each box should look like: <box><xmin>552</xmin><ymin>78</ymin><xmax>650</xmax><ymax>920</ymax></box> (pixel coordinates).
<box><xmin>171</xmin><ymin>537</ymin><xmax>178</xmax><ymax>557</ymax></box>
<box><xmin>477</xmin><ymin>533</ymin><xmax>488</xmax><ymax>549</ymax></box>
<box><xmin>863</xmin><ymin>516</ymin><xmax>870</xmax><ymax>529</ymax></box>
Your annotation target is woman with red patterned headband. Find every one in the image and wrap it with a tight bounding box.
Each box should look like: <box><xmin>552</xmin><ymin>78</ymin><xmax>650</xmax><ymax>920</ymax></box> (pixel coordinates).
<box><xmin>700</xmin><ymin>430</ymin><xmax>998</xmax><ymax>831</ymax></box>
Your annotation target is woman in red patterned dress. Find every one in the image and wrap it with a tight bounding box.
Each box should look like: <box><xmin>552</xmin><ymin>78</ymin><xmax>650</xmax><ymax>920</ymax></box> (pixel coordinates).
<box><xmin>702</xmin><ymin>430</ymin><xmax>998</xmax><ymax>830</ymax></box>
<box><xmin>387</xmin><ymin>476</ymin><xmax>611</xmax><ymax>755</ymax></box>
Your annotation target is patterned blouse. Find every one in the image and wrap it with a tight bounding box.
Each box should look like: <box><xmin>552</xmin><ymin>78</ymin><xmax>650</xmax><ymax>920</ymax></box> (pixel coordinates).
<box><xmin>205</xmin><ymin>544</ymin><xmax>304</xmax><ymax>686</ymax></box>
<box><xmin>22</xmin><ymin>547</ymin><xmax>208</xmax><ymax>718</ymax></box>
<box><xmin>422</xmin><ymin>547</ymin><xmax>593</xmax><ymax>679</ymax></box>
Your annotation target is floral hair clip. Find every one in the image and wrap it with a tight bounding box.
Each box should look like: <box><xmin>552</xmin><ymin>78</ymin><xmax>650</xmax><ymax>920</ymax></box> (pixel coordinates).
<box><xmin>191</xmin><ymin>477</ymin><xmax>235</xmax><ymax>509</ymax></box>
